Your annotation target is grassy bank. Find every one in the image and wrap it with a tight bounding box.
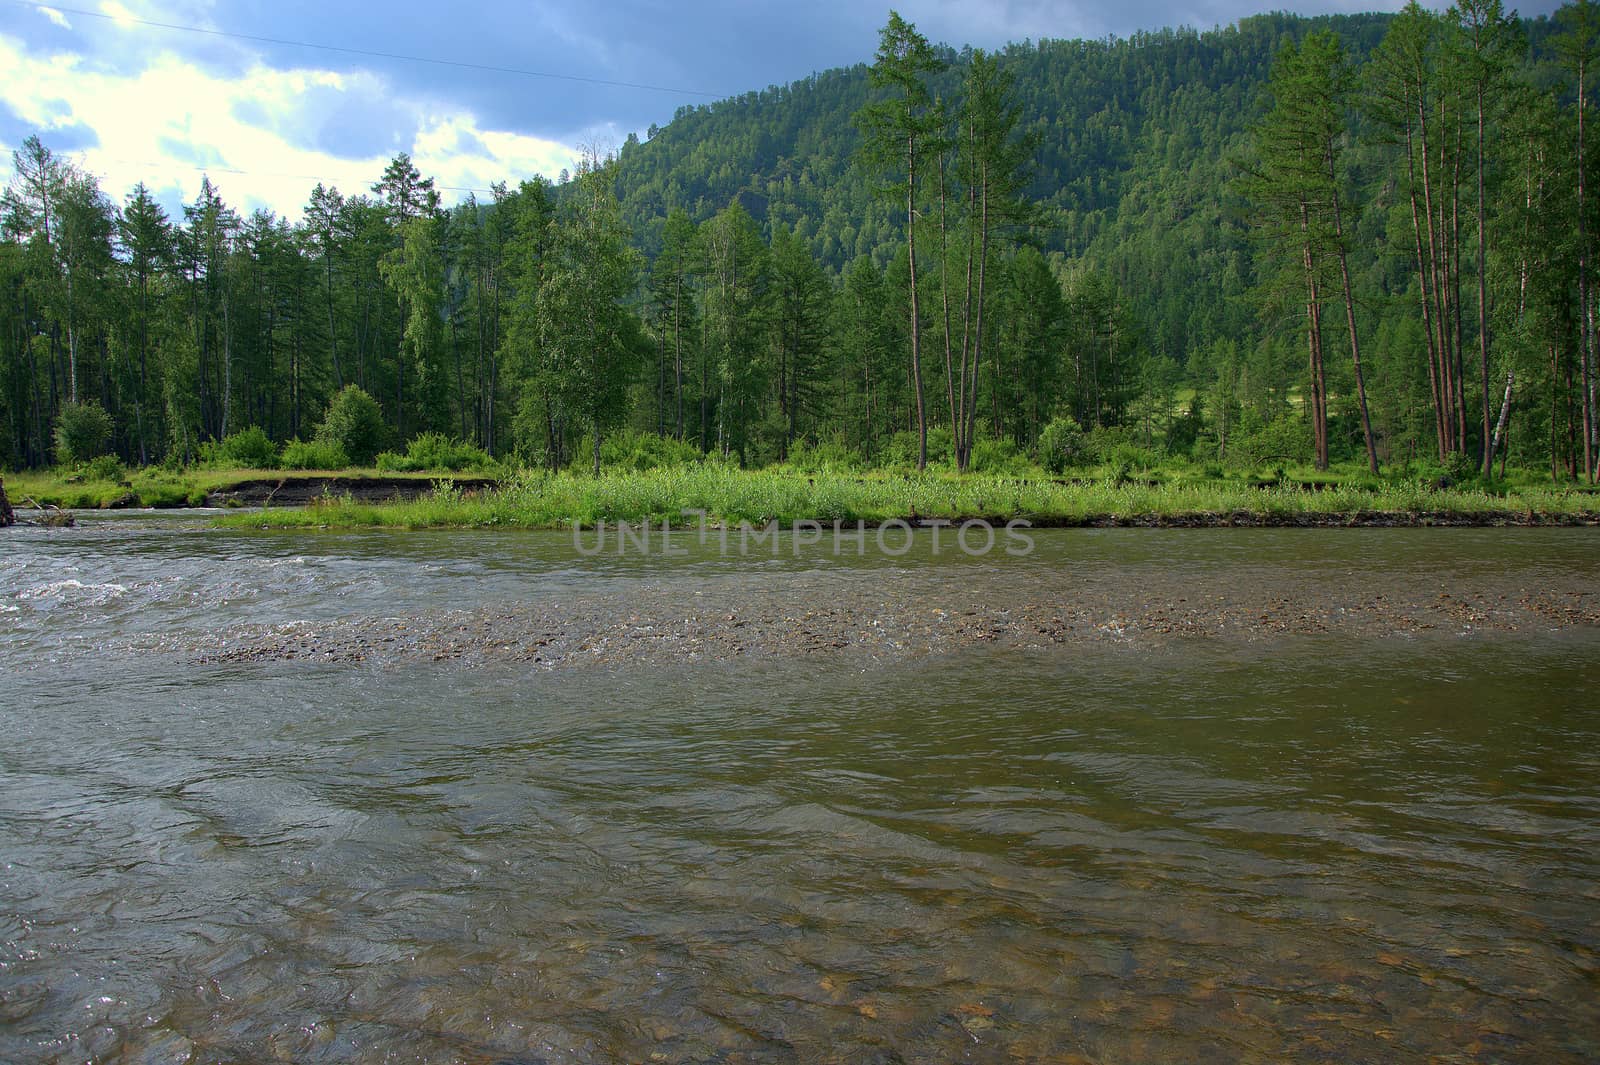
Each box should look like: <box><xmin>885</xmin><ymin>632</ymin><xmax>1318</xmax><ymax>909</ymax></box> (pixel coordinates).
<box><xmin>209</xmin><ymin>465</ymin><xmax>1600</xmax><ymax>530</ymax></box>
<box><xmin>3</xmin><ymin>466</ymin><xmax>454</xmax><ymax>510</ymax></box>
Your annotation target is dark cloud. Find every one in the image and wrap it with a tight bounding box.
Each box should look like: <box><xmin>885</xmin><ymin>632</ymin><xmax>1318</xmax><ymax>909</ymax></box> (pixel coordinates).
<box><xmin>1</xmin><ymin>0</ymin><xmax>1575</xmax><ymax>156</ymax></box>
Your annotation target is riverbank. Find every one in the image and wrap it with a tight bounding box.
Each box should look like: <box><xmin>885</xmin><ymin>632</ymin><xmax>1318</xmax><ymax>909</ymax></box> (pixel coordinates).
<box><xmin>208</xmin><ymin>466</ymin><xmax>1600</xmax><ymax>530</ymax></box>
<box><xmin>2</xmin><ymin>466</ymin><xmax>493</xmax><ymax>510</ymax></box>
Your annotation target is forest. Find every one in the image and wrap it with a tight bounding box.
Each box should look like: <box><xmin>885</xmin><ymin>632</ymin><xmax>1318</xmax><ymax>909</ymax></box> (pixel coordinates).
<box><xmin>3</xmin><ymin>2</ymin><xmax>1599</xmax><ymax>486</ymax></box>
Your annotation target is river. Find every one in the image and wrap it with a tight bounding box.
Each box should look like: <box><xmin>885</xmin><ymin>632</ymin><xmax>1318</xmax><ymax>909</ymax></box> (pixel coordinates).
<box><xmin>2</xmin><ymin>516</ymin><xmax>1598</xmax><ymax>1062</ymax></box>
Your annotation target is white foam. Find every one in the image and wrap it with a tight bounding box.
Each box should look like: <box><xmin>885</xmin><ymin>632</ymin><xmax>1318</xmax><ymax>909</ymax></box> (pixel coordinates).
<box><xmin>17</xmin><ymin>579</ymin><xmax>129</xmax><ymax>605</ymax></box>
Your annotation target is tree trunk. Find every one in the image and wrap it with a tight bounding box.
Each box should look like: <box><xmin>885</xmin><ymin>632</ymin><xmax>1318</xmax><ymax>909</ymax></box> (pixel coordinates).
<box><xmin>1327</xmin><ymin>154</ymin><xmax>1379</xmax><ymax>473</ymax></box>
<box><xmin>1581</xmin><ymin>52</ymin><xmax>1597</xmax><ymax>480</ymax></box>
<box><xmin>963</xmin><ymin>164</ymin><xmax>992</xmax><ymax>472</ymax></box>
<box><xmin>1489</xmin><ymin>369</ymin><xmax>1515</xmax><ymax>471</ymax></box>
<box><xmin>1477</xmin><ymin>84</ymin><xmax>1494</xmax><ymax>475</ymax></box>
<box><xmin>906</xmin><ymin>132</ymin><xmax>928</xmax><ymax>470</ymax></box>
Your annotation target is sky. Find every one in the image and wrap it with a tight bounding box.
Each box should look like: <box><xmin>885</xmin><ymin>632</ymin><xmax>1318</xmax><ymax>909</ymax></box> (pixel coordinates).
<box><xmin>0</xmin><ymin>0</ymin><xmax>1565</xmax><ymax>222</ymax></box>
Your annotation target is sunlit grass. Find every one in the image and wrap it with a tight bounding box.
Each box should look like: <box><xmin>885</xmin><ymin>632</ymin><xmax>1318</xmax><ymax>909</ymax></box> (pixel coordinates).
<box><xmin>209</xmin><ymin>465</ymin><xmax>1599</xmax><ymax>531</ymax></box>
<box><xmin>4</xmin><ymin>466</ymin><xmax>450</xmax><ymax>510</ymax></box>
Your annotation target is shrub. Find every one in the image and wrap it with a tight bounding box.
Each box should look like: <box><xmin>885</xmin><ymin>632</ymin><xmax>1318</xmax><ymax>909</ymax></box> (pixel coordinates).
<box><xmin>787</xmin><ymin>433</ymin><xmax>865</xmax><ymax>473</ymax></box>
<box><xmin>200</xmin><ymin>426</ymin><xmax>279</xmax><ymax>469</ymax></box>
<box><xmin>1036</xmin><ymin>416</ymin><xmax>1088</xmax><ymax>474</ymax></box>
<box><xmin>280</xmin><ymin>438</ymin><xmax>350</xmax><ymax>470</ymax></box>
<box><xmin>880</xmin><ymin>427</ymin><xmax>955</xmax><ymax>469</ymax></box>
<box><xmin>376</xmin><ymin>432</ymin><xmax>495</xmax><ymax>473</ymax></box>
<box><xmin>1100</xmin><ymin>441</ymin><xmax>1163</xmax><ymax>471</ymax></box>
<box><xmin>316</xmin><ymin>385</ymin><xmax>386</xmax><ymax>465</ymax></box>
<box><xmin>969</xmin><ymin>436</ymin><xmax>1035</xmax><ymax>476</ymax></box>
<box><xmin>1227</xmin><ymin>413</ymin><xmax>1313</xmax><ymax>468</ymax></box>
<box><xmin>582</xmin><ymin>429</ymin><xmax>701</xmax><ymax>472</ymax></box>
<box><xmin>85</xmin><ymin>454</ymin><xmax>126</xmax><ymax>483</ymax></box>
<box><xmin>53</xmin><ymin>402</ymin><xmax>114</xmax><ymax>465</ymax></box>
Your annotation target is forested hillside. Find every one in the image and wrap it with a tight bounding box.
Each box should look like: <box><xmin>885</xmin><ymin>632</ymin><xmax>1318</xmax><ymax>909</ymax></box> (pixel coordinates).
<box><xmin>615</xmin><ymin>12</ymin><xmax>1392</xmax><ymax>363</ymax></box>
<box><xmin>2</xmin><ymin>4</ymin><xmax>1594</xmax><ymax>481</ymax></box>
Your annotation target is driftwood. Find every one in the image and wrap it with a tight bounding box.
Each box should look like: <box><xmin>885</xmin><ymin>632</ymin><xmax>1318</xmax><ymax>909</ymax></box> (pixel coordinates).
<box><xmin>0</xmin><ymin>476</ymin><xmax>12</xmax><ymax>527</ymax></box>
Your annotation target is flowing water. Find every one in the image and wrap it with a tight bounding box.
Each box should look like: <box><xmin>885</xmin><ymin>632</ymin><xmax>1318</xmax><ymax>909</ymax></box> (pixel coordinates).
<box><xmin>2</xmin><ymin>516</ymin><xmax>1598</xmax><ymax>1063</ymax></box>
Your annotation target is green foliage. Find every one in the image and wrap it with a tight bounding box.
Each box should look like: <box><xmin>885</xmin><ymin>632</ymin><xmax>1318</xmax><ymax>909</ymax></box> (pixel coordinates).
<box><xmin>1037</xmin><ymin>416</ymin><xmax>1089</xmax><ymax>473</ymax></box>
<box><xmin>375</xmin><ymin>432</ymin><xmax>495</xmax><ymax>473</ymax></box>
<box><xmin>787</xmin><ymin>434</ymin><xmax>867</xmax><ymax>472</ymax></box>
<box><xmin>586</xmin><ymin>429</ymin><xmax>703</xmax><ymax>472</ymax></box>
<box><xmin>0</xmin><ymin>11</ymin><xmax>1591</xmax><ymax>486</ymax></box>
<box><xmin>1226</xmin><ymin>413</ymin><xmax>1314</xmax><ymax>468</ymax></box>
<box><xmin>880</xmin><ymin>427</ymin><xmax>956</xmax><ymax>470</ymax></box>
<box><xmin>317</xmin><ymin>386</ymin><xmax>387</xmax><ymax>466</ymax></box>
<box><xmin>969</xmin><ymin>437</ymin><xmax>1036</xmax><ymax>476</ymax></box>
<box><xmin>212</xmin><ymin>462</ymin><xmax>1599</xmax><ymax>532</ymax></box>
<box><xmin>200</xmin><ymin>426</ymin><xmax>279</xmax><ymax>469</ymax></box>
<box><xmin>53</xmin><ymin>402</ymin><xmax>114</xmax><ymax>465</ymax></box>
<box><xmin>280</xmin><ymin>438</ymin><xmax>350</xmax><ymax>471</ymax></box>
<box><xmin>85</xmin><ymin>454</ymin><xmax>126</xmax><ymax>483</ymax></box>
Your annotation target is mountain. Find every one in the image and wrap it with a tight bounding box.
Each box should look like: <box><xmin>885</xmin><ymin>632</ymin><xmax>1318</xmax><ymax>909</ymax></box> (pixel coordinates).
<box><xmin>609</xmin><ymin>12</ymin><xmax>1396</xmax><ymax>365</ymax></box>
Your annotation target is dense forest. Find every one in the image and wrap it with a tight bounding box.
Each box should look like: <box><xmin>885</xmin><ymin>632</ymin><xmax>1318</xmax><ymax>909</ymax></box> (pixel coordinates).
<box><xmin>3</xmin><ymin>3</ymin><xmax>1598</xmax><ymax>478</ymax></box>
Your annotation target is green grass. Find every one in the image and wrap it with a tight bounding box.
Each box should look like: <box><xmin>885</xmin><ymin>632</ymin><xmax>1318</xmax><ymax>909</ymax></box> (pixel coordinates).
<box><xmin>209</xmin><ymin>464</ymin><xmax>1599</xmax><ymax>531</ymax></box>
<box><xmin>9</xmin><ymin>457</ymin><xmax>1596</xmax><ymax>528</ymax></box>
<box><xmin>3</xmin><ymin>466</ymin><xmax>450</xmax><ymax>510</ymax></box>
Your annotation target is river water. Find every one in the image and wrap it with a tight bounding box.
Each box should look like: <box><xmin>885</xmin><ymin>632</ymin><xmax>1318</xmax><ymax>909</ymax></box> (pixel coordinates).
<box><xmin>2</xmin><ymin>516</ymin><xmax>1597</xmax><ymax>1063</ymax></box>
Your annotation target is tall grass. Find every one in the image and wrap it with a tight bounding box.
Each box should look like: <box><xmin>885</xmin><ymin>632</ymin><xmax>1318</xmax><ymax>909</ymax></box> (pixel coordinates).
<box><xmin>212</xmin><ymin>466</ymin><xmax>1599</xmax><ymax>530</ymax></box>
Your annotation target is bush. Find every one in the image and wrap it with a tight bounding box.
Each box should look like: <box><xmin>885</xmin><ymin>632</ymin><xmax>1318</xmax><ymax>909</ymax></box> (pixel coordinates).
<box><xmin>969</xmin><ymin>436</ymin><xmax>1035</xmax><ymax>476</ymax></box>
<box><xmin>788</xmin><ymin>433</ymin><xmax>865</xmax><ymax>473</ymax></box>
<box><xmin>376</xmin><ymin>432</ymin><xmax>495</xmax><ymax>473</ymax></box>
<box><xmin>585</xmin><ymin>429</ymin><xmax>702</xmax><ymax>472</ymax></box>
<box><xmin>85</xmin><ymin>454</ymin><xmax>126</xmax><ymax>483</ymax></box>
<box><xmin>53</xmin><ymin>402</ymin><xmax>114</xmax><ymax>465</ymax></box>
<box><xmin>1227</xmin><ymin>413</ymin><xmax>1313</xmax><ymax>468</ymax></box>
<box><xmin>316</xmin><ymin>385</ymin><xmax>386</xmax><ymax>466</ymax></box>
<box><xmin>280</xmin><ymin>438</ymin><xmax>350</xmax><ymax>470</ymax></box>
<box><xmin>1036</xmin><ymin>416</ymin><xmax>1089</xmax><ymax>474</ymax></box>
<box><xmin>200</xmin><ymin>426</ymin><xmax>279</xmax><ymax>469</ymax></box>
<box><xmin>880</xmin><ymin>427</ymin><xmax>955</xmax><ymax>469</ymax></box>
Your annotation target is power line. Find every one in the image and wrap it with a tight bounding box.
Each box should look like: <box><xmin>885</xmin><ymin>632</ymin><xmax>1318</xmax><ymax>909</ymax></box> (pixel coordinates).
<box><xmin>9</xmin><ymin>0</ymin><xmax>724</xmax><ymax>98</ymax></box>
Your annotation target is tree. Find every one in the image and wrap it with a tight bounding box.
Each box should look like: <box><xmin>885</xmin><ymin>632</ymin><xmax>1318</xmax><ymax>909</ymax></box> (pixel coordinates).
<box><xmin>318</xmin><ymin>384</ymin><xmax>386</xmax><ymax>465</ymax></box>
<box><xmin>855</xmin><ymin>11</ymin><xmax>945</xmax><ymax>470</ymax></box>
<box><xmin>698</xmin><ymin>201</ymin><xmax>769</xmax><ymax>463</ymax></box>
<box><xmin>379</xmin><ymin>212</ymin><xmax>448</xmax><ymax>436</ymax></box>
<box><xmin>1243</xmin><ymin>32</ymin><xmax>1378</xmax><ymax>471</ymax></box>
<box><xmin>536</xmin><ymin>155</ymin><xmax>641</xmax><ymax>475</ymax></box>
<box><xmin>650</xmin><ymin>208</ymin><xmax>698</xmax><ymax>441</ymax></box>
<box><xmin>305</xmin><ymin>183</ymin><xmax>347</xmax><ymax>391</ymax></box>
<box><xmin>948</xmin><ymin>49</ymin><xmax>1039</xmax><ymax>469</ymax></box>
<box><xmin>768</xmin><ymin>223</ymin><xmax>831</xmax><ymax>456</ymax></box>
<box><xmin>118</xmin><ymin>183</ymin><xmax>172</xmax><ymax>463</ymax></box>
<box><xmin>1456</xmin><ymin>0</ymin><xmax>1520</xmax><ymax>474</ymax></box>
<box><xmin>1556</xmin><ymin>0</ymin><xmax>1600</xmax><ymax>478</ymax></box>
<box><xmin>53</xmin><ymin>400</ymin><xmax>113</xmax><ymax>464</ymax></box>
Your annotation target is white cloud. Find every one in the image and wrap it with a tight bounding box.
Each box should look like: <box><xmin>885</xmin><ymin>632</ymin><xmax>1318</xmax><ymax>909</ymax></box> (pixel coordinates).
<box><xmin>0</xmin><ymin>32</ymin><xmax>578</xmax><ymax>219</ymax></box>
<box><xmin>36</xmin><ymin>6</ymin><xmax>71</xmax><ymax>29</ymax></box>
<box><xmin>99</xmin><ymin>1</ymin><xmax>139</xmax><ymax>29</ymax></box>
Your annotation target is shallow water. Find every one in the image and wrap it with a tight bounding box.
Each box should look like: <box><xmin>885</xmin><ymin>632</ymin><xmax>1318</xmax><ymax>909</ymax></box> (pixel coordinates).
<box><xmin>2</xmin><ymin>517</ymin><xmax>1598</xmax><ymax>1062</ymax></box>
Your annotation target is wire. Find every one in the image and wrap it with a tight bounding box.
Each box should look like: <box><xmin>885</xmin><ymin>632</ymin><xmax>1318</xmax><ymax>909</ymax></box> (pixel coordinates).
<box><xmin>8</xmin><ymin>0</ymin><xmax>724</xmax><ymax>98</ymax></box>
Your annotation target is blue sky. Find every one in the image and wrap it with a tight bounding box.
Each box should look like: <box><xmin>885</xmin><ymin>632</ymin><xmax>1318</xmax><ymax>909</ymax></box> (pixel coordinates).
<box><xmin>0</xmin><ymin>0</ymin><xmax>1562</xmax><ymax>220</ymax></box>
